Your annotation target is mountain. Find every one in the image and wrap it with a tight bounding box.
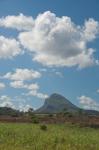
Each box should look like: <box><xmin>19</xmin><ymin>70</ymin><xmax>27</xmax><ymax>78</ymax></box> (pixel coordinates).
<box><xmin>36</xmin><ymin>93</ymin><xmax>99</xmax><ymax>115</ymax></box>
<box><xmin>36</xmin><ymin>93</ymin><xmax>78</xmax><ymax>113</ymax></box>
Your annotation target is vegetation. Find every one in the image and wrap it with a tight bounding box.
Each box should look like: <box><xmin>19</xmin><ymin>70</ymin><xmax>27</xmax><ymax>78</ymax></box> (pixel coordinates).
<box><xmin>0</xmin><ymin>123</ymin><xmax>99</xmax><ymax>150</ymax></box>
<box><xmin>0</xmin><ymin>107</ymin><xmax>23</xmax><ymax>116</ymax></box>
<box><xmin>40</xmin><ymin>124</ymin><xmax>47</xmax><ymax>131</ymax></box>
<box><xmin>31</xmin><ymin>115</ymin><xmax>39</xmax><ymax>124</ymax></box>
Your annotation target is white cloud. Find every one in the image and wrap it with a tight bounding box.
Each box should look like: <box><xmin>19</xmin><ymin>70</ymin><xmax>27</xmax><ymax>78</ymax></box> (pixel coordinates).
<box><xmin>3</xmin><ymin>68</ymin><xmax>41</xmax><ymax>81</ymax></box>
<box><xmin>0</xmin><ymin>82</ymin><xmax>5</xmax><ymax>90</ymax></box>
<box><xmin>18</xmin><ymin>11</ymin><xmax>99</xmax><ymax>69</ymax></box>
<box><xmin>10</xmin><ymin>80</ymin><xmax>47</xmax><ymax>99</ymax></box>
<box><xmin>2</xmin><ymin>68</ymin><xmax>47</xmax><ymax>100</ymax></box>
<box><xmin>7</xmin><ymin>69</ymin><xmax>47</xmax><ymax>100</ymax></box>
<box><xmin>10</xmin><ymin>81</ymin><xmax>26</xmax><ymax>88</ymax></box>
<box><xmin>0</xmin><ymin>11</ymin><xmax>98</xmax><ymax>68</ymax></box>
<box><xmin>28</xmin><ymin>90</ymin><xmax>48</xmax><ymax>99</ymax></box>
<box><xmin>19</xmin><ymin>104</ymin><xmax>31</xmax><ymax>112</ymax></box>
<box><xmin>83</xmin><ymin>18</ymin><xmax>99</xmax><ymax>41</ymax></box>
<box><xmin>0</xmin><ymin>95</ymin><xmax>15</xmax><ymax>109</ymax></box>
<box><xmin>78</xmin><ymin>95</ymin><xmax>99</xmax><ymax>111</ymax></box>
<box><xmin>0</xmin><ymin>36</ymin><xmax>22</xmax><ymax>59</ymax></box>
<box><xmin>0</xmin><ymin>95</ymin><xmax>34</xmax><ymax>112</ymax></box>
<box><xmin>0</xmin><ymin>90</ymin><xmax>48</xmax><ymax>111</ymax></box>
<box><xmin>36</xmin><ymin>92</ymin><xmax>48</xmax><ymax>99</ymax></box>
<box><xmin>10</xmin><ymin>81</ymin><xmax>39</xmax><ymax>91</ymax></box>
<box><xmin>27</xmin><ymin>83</ymin><xmax>39</xmax><ymax>90</ymax></box>
<box><xmin>0</xmin><ymin>13</ymin><xmax>34</xmax><ymax>31</ymax></box>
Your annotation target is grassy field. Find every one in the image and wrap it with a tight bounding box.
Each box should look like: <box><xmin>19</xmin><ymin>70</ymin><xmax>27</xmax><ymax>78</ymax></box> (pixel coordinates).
<box><xmin>0</xmin><ymin>123</ymin><xmax>99</xmax><ymax>150</ymax></box>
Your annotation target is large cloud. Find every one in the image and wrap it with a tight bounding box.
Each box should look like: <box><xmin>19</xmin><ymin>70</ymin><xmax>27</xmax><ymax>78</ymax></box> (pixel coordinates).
<box><xmin>0</xmin><ymin>11</ymin><xmax>99</xmax><ymax>68</ymax></box>
<box><xmin>0</xmin><ymin>36</ymin><xmax>21</xmax><ymax>59</ymax></box>
<box><xmin>78</xmin><ymin>95</ymin><xmax>99</xmax><ymax>111</ymax></box>
<box><xmin>18</xmin><ymin>11</ymin><xmax>99</xmax><ymax>68</ymax></box>
<box><xmin>0</xmin><ymin>13</ymin><xmax>34</xmax><ymax>31</ymax></box>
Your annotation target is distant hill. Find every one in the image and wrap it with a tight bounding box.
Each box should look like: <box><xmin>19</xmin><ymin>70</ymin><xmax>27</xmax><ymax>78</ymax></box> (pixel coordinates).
<box><xmin>36</xmin><ymin>93</ymin><xmax>99</xmax><ymax>115</ymax></box>
<box><xmin>36</xmin><ymin>93</ymin><xmax>78</xmax><ymax>113</ymax></box>
<box><xmin>0</xmin><ymin>107</ymin><xmax>22</xmax><ymax>116</ymax></box>
<box><xmin>84</xmin><ymin>109</ymin><xmax>99</xmax><ymax>116</ymax></box>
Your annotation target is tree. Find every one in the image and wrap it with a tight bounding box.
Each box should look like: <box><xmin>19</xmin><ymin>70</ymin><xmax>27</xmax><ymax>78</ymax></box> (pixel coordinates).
<box><xmin>28</xmin><ymin>108</ymin><xmax>34</xmax><ymax>116</ymax></box>
<box><xmin>78</xmin><ymin>108</ymin><xmax>83</xmax><ymax>116</ymax></box>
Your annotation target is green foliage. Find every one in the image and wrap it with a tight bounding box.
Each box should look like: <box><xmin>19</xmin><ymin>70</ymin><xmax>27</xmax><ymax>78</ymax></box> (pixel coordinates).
<box><xmin>32</xmin><ymin>118</ymin><xmax>39</xmax><ymax>124</ymax></box>
<box><xmin>60</xmin><ymin>108</ymin><xmax>73</xmax><ymax>117</ymax></box>
<box><xmin>27</xmin><ymin>108</ymin><xmax>34</xmax><ymax>116</ymax></box>
<box><xmin>31</xmin><ymin>114</ymin><xmax>39</xmax><ymax>124</ymax></box>
<box><xmin>0</xmin><ymin>107</ymin><xmax>21</xmax><ymax>116</ymax></box>
<box><xmin>78</xmin><ymin>108</ymin><xmax>84</xmax><ymax>116</ymax></box>
<box><xmin>40</xmin><ymin>124</ymin><xmax>47</xmax><ymax>131</ymax></box>
<box><xmin>48</xmin><ymin>114</ymin><xmax>53</xmax><ymax>117</ymax></box>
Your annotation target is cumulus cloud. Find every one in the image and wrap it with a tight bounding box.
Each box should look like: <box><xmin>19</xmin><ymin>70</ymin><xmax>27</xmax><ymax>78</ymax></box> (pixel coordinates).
<box><xmin>78</xmin><ymin>95</ymin><xmax>99</xmax><ymax>111</ymax></box>
<box><xmin>19</xmin><ymin>104</ymin><xmax>32</xmax><ymax>112</ymax></box>
<box><xmin>0</xmin><ymin>82</ymin><xmax>5</xmax><ymax>90</ymax></box>
<box><xmin>0</xmin><ymin>95</ymin><xmax>15</xmax><ymax>108</ymax></box>
<box><xmin>0</xmin><ymin>95</ymin><xmax>33</xmax><ymax>112</ymax></box>
<box><xmin>27</xmin><ymin>90</ymin><xmax>48</xmax><ymax>99</ymax></box>
<box><xmin>10</xmin><ymin>80</ymin><xmax>48</xmax><ymax>99</ymax></box>
<box><xmin>18</xmin><ymin>11</ymin><xmax>99</xmax><ymax>68</ymax></box>
<box><xmin>3</xmin><ymin>68</ymin><xmax>41</xmax><ymax>81</ymax></box>
<box><xmin>10</xmin><ymin>81</ymin><xmax>39</xmax><ymax>91</ymax></box>
<box><xmin>0</xmin><ymin>11</ymin><xmax>98</xmax><ymax>68</ymax></box>
<box><xmin>2</xmin><ymin>68</ymin><xmax>48</xmax><ymax>100</ymax></box>
<box><xmin>27</xmin><ymin>83</ymin><xmax>39</xmax><ymax>90</ymax></box>
<box><xmin>0</xmin><ymin>36</ymin><xmax>22</xmax><ymax>59</ymax></box>
<box><xmin>0</xmin><ymin>13</ymin><xmax>34</xmax><ymax>31</ymax></box>
<box><xmin>10</xmin><ymin>80</ymin><xmax>26</xmax><ymax>88</ymax></box>
<box><xmin>2</xmin><ymin>68</ymin><xmax>47</xmax><ymax>100</ymax></box>
<box><xmin>83</xmin><ymin>18</ymin><xmax>99</xmax><ymax>41</ymax></box>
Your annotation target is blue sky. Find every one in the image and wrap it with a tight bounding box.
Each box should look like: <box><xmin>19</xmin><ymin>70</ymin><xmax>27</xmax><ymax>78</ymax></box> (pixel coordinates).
<box><xmin>0</xmin><ymin>0</ymin><xmax>99</xmax><ymax>111</ymax></box>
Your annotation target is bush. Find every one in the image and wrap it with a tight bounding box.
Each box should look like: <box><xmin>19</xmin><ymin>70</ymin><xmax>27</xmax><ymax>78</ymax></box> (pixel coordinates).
<box><xmin>32</xmin><ymin>118</ymin><xmax>39</xmax><ymax>124</ymax></box>
<box><xmin>40</xmin><ymin>124</ymin><xmax>47</xmax><ymax>131</ymax></box>
<box><xmin>48</xmin><ymin>114</ymin><xmax>53</xmax><ymax>117</ymax></box>
<box><xmin>11</xmin><ymin>113</ymin><xmax>19</xmax><ymax>117</ymax></box>
<box><xmin>68</xmin><ymin>113</ymin><xmax>73</xmax><ymax>118</ymax></box>
<box><xmin>31</xmin><ymin>115</ymin><xmax>39</xmax><ymax>124</ymax></box>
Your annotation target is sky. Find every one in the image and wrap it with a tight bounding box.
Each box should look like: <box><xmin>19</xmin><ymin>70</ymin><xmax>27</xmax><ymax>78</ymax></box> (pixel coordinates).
<box><xmin>0</xmin><ymin>0</ymin><xmax>99</xmax><ymax>111</ymax></box>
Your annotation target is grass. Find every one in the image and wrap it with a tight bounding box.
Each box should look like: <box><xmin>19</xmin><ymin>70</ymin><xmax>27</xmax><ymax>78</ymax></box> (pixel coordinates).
<box><xmin>0</xmin><ymin>123</ymin><xmax>99</xmax><ymax>150</ymax></box>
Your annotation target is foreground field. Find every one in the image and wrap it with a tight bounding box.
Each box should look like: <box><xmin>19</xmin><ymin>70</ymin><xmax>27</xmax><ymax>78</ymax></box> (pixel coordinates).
<box><xmin>0</xmin><ymin>123</ymin><xmax>99</xmax><ymax>150</ymax></box>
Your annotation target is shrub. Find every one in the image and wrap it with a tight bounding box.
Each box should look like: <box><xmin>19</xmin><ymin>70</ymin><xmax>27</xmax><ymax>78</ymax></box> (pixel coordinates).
<box><xmin>68</xmin><ymin>113</ymin><xmax>73</xmax><ymax>117</ymax></box>
<box><xmin>32</xmin><ymin>118</ymin><xmax>39</xmax><ymax>124</ymax></box>
<box><xmin>40</xmin><ymin>124</ymin><xmax>47</xmax><ymax>131</ymax></box>
<box><xmin>31</xmin><ymin>115</ymin><xmax>39</xmax><ymax>124</ymax></box>
<box><xmin>48</xmin><ymin>114</ymin><xmax>53</xmax><ymax>117</ymax></box>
